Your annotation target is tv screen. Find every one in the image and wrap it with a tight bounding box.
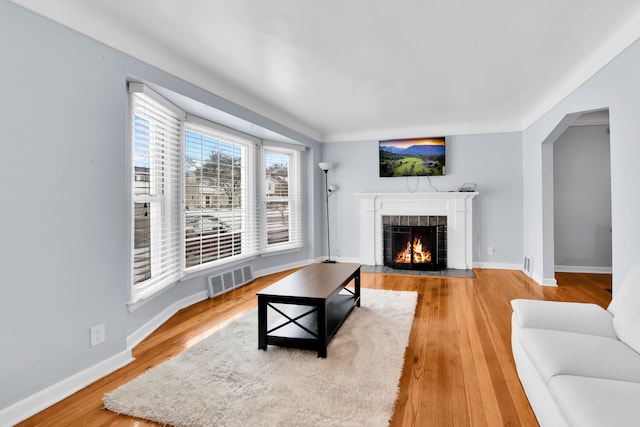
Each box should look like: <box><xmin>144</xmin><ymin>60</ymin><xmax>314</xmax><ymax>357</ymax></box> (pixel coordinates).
<box><xmin>379</xmin><ymin>137</ymin><xmax>446</xmax><ymax>177</ymax></box>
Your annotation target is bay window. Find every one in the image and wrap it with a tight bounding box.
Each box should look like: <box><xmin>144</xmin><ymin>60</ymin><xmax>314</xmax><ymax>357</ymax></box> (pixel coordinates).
<box><xmin>129</xmin><ymin>83</ymin><xmax>302</xmax><ymax>304</ymax></box>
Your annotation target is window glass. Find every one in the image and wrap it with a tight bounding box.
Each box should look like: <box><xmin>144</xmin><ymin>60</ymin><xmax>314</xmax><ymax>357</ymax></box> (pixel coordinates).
<box><xmin>185</xmin><ymin>128</ymin><xmax>252</xmax><ymax>269</ymax></box>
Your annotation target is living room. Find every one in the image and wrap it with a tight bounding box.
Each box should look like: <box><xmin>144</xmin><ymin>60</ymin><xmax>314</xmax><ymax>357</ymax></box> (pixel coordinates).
<box><xmin>2</xmin><ymin>1</ymin><xmax>640</xmax><ymax>425</ymax></box>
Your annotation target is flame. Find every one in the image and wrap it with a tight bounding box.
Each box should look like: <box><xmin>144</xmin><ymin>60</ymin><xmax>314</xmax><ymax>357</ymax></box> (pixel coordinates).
<box><xmin>395</xmin><ymin>237</ymin><xmax>432</xmax><ymax>263</ymax></box>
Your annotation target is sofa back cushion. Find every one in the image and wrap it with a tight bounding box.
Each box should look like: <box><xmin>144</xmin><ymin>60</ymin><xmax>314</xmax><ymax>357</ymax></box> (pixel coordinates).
<box><xmin>610</xmin><ymin>261</ymin><xmax>640</xmax><ymax>352</ymax></box>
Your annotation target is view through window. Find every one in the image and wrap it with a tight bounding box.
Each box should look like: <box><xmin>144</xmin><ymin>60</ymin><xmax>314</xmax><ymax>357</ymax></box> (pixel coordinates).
<box><xmin>184</xmin><ymin>128</ymin><xmax>249</xmax><ymax>268</ymax></box>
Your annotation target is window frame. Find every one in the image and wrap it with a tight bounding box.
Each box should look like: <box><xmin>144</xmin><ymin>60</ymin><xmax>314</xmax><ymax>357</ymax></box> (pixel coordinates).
<box><xmin>183</xmin><ymin>116</ymin><xmax>260</xmax><ymax>274</ymax></box>
<box><xmin>261</xmin><ymin>143</ymin><xmax>303</xmax><ymax>253</ymax></box>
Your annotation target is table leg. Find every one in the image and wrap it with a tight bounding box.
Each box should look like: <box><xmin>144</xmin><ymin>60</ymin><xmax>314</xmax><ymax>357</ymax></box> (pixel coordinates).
<box><xmin>317</xmin><ymin>302</ymin><xmax>327</xmax><ymax>358</ymax></box>
<box><xmin>355</xmin><ymin>268</ymin><xmax>361</xmax><ymax>307</ymax></box>
<box><xmin>258</xmin><ymin>296</ymin><xmax>267</xmax><ymax>351</ymax></box>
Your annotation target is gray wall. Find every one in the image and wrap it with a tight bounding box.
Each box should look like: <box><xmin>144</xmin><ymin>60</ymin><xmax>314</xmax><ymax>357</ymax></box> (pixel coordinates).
<box><xmin>553</xmin><ymin>125</ymin><xmax>612</xmax><ymax>271</ymax></box>
<box><xmin>321</xmin><ymin>132</ymin><xmax>523</xmax><ymax>267</ymax></box>
<box><xmin>0</xmin><ymin>0</ymin><xmax>322</xmax><ymax>413</ymax></box>
<box><xmin>523</xmin><ymin>36</ymin><xmax>640</xmax><ymax>290</ymax></box>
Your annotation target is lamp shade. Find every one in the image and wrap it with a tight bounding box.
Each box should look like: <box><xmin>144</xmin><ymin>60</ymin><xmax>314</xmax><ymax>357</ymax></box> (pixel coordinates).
<box><xmin>318</xmin><ymin>162</ymin><xmax>333</xmax><ymax>171</ymax></box>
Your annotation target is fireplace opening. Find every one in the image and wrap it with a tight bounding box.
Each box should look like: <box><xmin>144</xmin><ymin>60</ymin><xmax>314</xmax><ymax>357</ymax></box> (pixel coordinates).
<box><xmin>383</xmin><ymin>224</ymin><xmax>446</xmax><ymax>271</ymax></box>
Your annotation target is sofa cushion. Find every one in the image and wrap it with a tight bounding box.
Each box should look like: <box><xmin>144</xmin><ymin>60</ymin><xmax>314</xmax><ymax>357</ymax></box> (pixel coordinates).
<box><xmin>517</xmin><ymin>328</ymin><xmax>640</xmax><ymax>384</ymax></box>
<box><xmin>511</xmin><ymin>299</ymin><xmax>616</xmax><ymax>337</ymax></box>
<box><xmin>549</xmin><ymin>375</ymin><xmax>640</xmax><ymax>427</ymax></box>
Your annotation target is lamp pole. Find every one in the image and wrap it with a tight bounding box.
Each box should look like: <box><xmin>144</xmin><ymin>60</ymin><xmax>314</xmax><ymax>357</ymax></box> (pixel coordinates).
<box><xmin>318</xmin><ymin>162</ymin><xmax>336</xmax><ymax>263</ymax></box>
<box><xmin>324</xmin><ymin>168</ymin><xmax>335</xmax><ymax>263</ymax></box>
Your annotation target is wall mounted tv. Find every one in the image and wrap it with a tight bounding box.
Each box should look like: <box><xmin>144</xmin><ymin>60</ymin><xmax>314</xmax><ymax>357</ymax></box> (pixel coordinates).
<box><xmin>379</xmin><ymin>137</ymin><xmax>446</xmax><ymax>177</ymax></box>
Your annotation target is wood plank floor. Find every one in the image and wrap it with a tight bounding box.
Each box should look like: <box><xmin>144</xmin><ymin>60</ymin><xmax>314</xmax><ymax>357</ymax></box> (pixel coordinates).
<box><xmin>16</xmin><ymin>268</ymin><xmax>612</xmax><ymax>427</ymax></box>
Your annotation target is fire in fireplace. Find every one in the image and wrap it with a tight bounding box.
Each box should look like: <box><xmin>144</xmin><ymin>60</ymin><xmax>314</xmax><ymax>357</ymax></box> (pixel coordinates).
<box><xmin>395</xmin><ymin>236</ymin><xmax>431</xmax><ymax>264</ymax></box>
<box><xmin>383</xmin><ymin>224</ymin><xmax>446</xmax><ymax>270</ymax></box>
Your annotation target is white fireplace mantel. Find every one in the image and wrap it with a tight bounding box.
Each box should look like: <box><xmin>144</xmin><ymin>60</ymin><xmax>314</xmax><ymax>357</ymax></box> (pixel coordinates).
<box><xmin>355</xmin><ymin>192</ymin><xmax>478</xmax><ymax>269</ymax></box>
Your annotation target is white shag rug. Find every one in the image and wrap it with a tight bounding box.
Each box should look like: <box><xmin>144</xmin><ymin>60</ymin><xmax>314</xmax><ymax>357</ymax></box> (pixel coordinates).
<box><xmin>104</xmin><ymin>288</ymin><xmax>417</xmax><ymax>427</ymax></box>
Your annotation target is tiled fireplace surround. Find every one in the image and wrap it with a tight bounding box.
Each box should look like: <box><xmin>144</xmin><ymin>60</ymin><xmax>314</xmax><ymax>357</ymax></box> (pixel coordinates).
<box><xmin>383</xmin><ymin>215</ymin><xmax>447</xmax><ymax>270</ymax></box>
<box><xmin>355</xmin><ymin>192</ymin><xmax>478</xmax><ymax>270</ymax></box>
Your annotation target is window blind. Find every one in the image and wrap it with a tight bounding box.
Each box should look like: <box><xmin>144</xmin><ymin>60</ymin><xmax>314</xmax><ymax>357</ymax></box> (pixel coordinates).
<box><xmin>184</xmin><ymin>118</ymin><xmax>259</xmax><ymax>270</ymax></box>
<box><xmin>129</xmin><ymin>83</ymin><xmax>184</xmax><ymax>303</ymax></box>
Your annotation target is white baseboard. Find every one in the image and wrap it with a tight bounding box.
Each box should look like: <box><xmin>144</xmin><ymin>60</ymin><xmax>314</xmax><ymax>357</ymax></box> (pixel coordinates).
<box><xmin>473</xmin><ymin>261</ymin><xmax>522</xmax><ymax>270</ymax></box>
<box><xmin>540</xmin><ymin>277</ymin><xmax>559</xmax><ymax>286</ymax></box>
<box><xmin>555</xmin><ymin>265</ymin><xmax>612</xmax><ymax>274</ymax></box>
<box><xmin>312</xmin><ymin>255</ymin><xmax>362</xmax><ymax>264</ymax></box>
<box><xmin>127</xmin><ymin>290</ymin><xmax>209</xmax><ymax>350</ymax></box>
<box><xmin>0</xmin><ymin>350</ymin><xmax>133</xmax><ymax>427</ymax></box>
<box><xmin>334</xmin><ymin>256</ymin><xmax>363</xmax><ymax>264</ymax></box>
<box><xmin>531</xmin><ymin>271</ymin><xmax>558</xmax><ymax>286</ymax></box>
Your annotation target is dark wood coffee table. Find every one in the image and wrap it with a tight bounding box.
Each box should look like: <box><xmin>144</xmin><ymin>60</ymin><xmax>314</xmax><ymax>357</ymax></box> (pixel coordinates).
<box><xmin>257</xmin><ymin>262</ymin><xmax>361</xmax><ymax>357</ymax></box>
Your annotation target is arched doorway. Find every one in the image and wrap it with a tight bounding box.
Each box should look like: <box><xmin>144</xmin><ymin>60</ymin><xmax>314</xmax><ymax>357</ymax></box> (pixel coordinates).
<box><xmin>541</xmin><ymin>109</ymin><xmax>611</xmax><ymax>282</ymax></box>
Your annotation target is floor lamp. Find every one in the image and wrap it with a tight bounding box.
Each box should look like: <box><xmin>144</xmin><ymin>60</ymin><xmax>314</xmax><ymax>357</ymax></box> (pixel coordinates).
<box><xmin>319</xmin><ymin>162</ymin><xmax>336</xmax><ymax>263</ymax></box>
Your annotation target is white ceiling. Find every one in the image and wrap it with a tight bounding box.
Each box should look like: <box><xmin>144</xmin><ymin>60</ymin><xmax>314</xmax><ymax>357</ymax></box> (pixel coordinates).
<box><xmin>10</xmin><ymin>1</ymin><xmax>640</xmax><ymax>142</ymax></box>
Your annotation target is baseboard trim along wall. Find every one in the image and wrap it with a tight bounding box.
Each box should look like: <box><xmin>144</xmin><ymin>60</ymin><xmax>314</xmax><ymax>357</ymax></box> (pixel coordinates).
<box><xmin>473</xmin><ymin>261</ymin><xmax>522</xmax><ymax>270</ymax></box>
<box><xmin>0</xmin><ymin>350</ymin><xmax>133</xmax><ymax>427</ymax></box>
<box><xmin>555</xmin><ymin>265</ymin><xmax>612</xmax><ymax>274</ymax></box>
<box><xmin>534</xmin><ymin>272</ymin><xmax>558</xmax><ymax>287</ymax></box>
<box><xmin>126</xmin><ymin>290</ymin><xmax>209</xmax><ymax>350</ymax></box>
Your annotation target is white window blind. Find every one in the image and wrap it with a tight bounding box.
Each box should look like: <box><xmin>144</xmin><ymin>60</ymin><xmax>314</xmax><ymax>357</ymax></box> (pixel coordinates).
<box><xmin>129</xmin><ymin>83</ymin><xmax>184</xmax><ymax>303</ymax></box>
<box><xmin>262</xmin><ymin>144</ymin><xmax>303</xmax><ymax>252</ymax></box>
<box><xmin>184</xmin><ymin>117</ymin><xmax>259</xmax><ymax>270</ymax></box>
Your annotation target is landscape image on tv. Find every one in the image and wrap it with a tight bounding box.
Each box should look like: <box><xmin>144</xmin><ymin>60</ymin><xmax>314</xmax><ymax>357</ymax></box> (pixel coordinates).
<box><xmin>379</xmin><ymin>137</ymin><xmax>446</xmax><ymax>177</ymax></box>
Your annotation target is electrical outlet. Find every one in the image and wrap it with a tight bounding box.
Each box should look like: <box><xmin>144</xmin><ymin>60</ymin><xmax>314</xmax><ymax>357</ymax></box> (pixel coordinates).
<box><xmin>488</xmin><ymin>246</ymin><xmax>496</xmax><ymax>256</ymax></box>
<box><xmin>90</xmin><ymin>323</ymin><xmax>105</xmax><ymax>347</ymax></box>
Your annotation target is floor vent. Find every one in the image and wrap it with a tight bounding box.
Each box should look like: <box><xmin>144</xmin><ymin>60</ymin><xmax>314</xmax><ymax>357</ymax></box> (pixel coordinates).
<box><xmin>523</xmin><ymin>256</ymin><xmax>532</xmax><ymax>274</ymax></box>
<box><xmin>208</xmin><ymin>265</ymin><xmax>254</xmax><ymax>298</ymax></box>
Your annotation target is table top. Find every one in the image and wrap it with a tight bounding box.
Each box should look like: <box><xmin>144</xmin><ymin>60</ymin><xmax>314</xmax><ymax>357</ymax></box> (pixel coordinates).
<box><xmin>257</xmin><ymin>262</ymin><xmax>360</xmax><ymax>300</ymax></box>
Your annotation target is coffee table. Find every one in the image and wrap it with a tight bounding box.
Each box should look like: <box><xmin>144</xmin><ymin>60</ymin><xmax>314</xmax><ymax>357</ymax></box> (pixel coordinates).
<box><xmin>257</xmin><ymin>262</ymin><xmax>361</xmax><ymax>357</ymax></box>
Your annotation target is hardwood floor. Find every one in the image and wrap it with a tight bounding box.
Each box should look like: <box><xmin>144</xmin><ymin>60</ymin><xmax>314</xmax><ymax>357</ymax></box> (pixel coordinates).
<box><xmin>17</xmin><ymin>268</ymin><xmax>612</xmax><ymax>427</ymax></box>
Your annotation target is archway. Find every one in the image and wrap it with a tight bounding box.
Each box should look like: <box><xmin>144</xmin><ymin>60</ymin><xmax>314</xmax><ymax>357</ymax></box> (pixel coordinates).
<box><xmin>541</xmin><ymin>109</ymin><xmax>611</xmax><ymax>283</ymax></box>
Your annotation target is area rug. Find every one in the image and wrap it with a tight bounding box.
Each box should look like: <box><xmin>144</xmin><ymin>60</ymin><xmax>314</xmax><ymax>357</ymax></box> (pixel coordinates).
<box><xmin>104</xmin><ymin>288</ymin><xmax>417</xmax><ymax>427</ymax></box>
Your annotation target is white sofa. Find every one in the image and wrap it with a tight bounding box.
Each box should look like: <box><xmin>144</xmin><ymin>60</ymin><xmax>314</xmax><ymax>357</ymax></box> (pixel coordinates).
<box><xmin>511</xmin><ymin>262</ymin><xmax>640</xmax><ymax>427</ymax></box>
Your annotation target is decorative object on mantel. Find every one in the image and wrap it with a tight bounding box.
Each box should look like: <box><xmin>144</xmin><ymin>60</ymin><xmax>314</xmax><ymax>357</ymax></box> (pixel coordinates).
<box><xmin>104</xmin><ymin>288</ymin><xmax>418</xmax><ymax>427</ymax></box>
<box><xmin>319</xmin><ymin>161</ymin><xmax>337</xmax><ymax>263</ymax></box>
<box><xmin>457</xmin><ymin>183</ymin><xmax>477</xmax><ymax>192</ymax></box>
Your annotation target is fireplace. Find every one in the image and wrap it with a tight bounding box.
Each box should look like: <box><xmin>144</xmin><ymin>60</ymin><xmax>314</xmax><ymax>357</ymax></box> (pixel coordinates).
<box><xmin>355</xmin><ymin>192</ymin><xmax>478</xmax><ymax>269</ymax></box>
<box><xmin>383</xmin><ymin>216</ymin><xmax>446</xmax><ymax>270</ymax></box>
